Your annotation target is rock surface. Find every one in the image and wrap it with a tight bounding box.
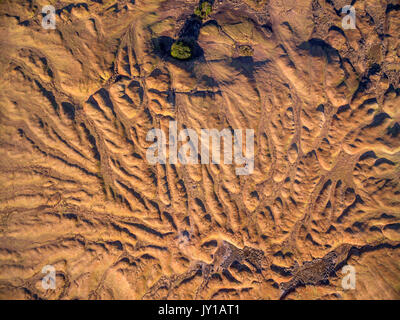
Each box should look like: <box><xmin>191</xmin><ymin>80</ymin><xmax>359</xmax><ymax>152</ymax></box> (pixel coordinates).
<box><xmin>0</xmin><ymin>0</ymin><xmax>399</xmax><ymax>299</ymax></box>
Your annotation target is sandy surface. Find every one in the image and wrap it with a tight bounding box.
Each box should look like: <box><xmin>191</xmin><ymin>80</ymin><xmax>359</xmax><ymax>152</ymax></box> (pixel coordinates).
<box><xmin>0</xmin><ymin>0</ymin><xmax>399</xmax><ymax>299</ymax></box>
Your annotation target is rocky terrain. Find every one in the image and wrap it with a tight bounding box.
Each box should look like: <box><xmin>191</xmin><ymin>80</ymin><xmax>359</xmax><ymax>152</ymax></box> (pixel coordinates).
<box><xmin>0</xmin><ymin>0</ymin><xmax>399</xmax><ymax>299</ymax></box>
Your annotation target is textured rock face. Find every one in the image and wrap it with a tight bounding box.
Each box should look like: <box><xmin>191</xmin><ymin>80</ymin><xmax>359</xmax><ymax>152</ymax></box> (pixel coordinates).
<box><xmin>0</xmin><ymin>0</ymin><xmax>399</xmax><ymax>300</ymax></box>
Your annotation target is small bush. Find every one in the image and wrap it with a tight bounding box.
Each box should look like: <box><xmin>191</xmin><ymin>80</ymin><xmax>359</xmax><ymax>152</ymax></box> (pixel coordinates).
<box><xmin>238</xmin><ymin>45</ymin><xmax>254</xmax><ymax>57</ymax></box>
<box><xmin>194</xmin><ymin>2</ymin><xmax>212</xmax><ymax>20</ymax></box>
<box><xmin>171</xmin><ymin>41</ymin><xmax>192</xmax><ymax>60</ymax></box>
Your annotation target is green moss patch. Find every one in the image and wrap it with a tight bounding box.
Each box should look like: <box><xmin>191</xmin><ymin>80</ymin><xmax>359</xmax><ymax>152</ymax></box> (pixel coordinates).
<box><xmin>194</xmin><ymin>2</ymin><xmax>212</xmax><ymax>20</ymax></box>
<box><xmin>171</xmin><ymin>41</ymin><xmax>192</xmax><ymax>60</ymax></box>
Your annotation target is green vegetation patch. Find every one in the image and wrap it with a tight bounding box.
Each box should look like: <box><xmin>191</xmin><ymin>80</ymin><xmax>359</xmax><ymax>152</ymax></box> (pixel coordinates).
<box><xmin>171</xmin><ymin>41</ymin><xmax>192</xmax><ymax>60</ymax></box>
<box><xmin>194</xmin><ymin>2</ymin><xmax>212</xmax><ymax>20</ymax></box>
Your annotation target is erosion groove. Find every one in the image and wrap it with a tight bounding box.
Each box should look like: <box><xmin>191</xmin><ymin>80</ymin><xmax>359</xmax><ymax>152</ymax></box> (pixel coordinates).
<box><xmin>0</xmin><ymin>0</ymin><xmax>399</xmax><ymax>299</ymax></box>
